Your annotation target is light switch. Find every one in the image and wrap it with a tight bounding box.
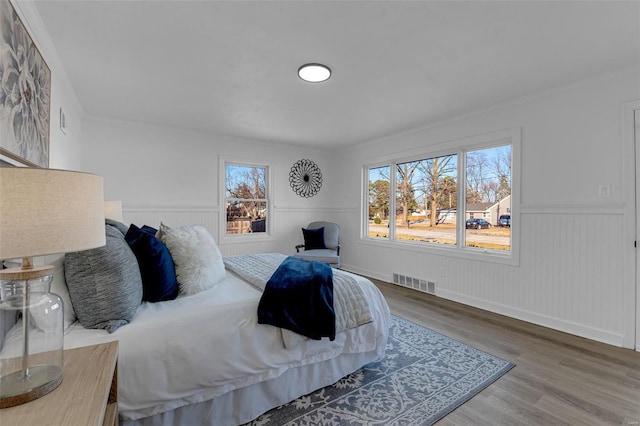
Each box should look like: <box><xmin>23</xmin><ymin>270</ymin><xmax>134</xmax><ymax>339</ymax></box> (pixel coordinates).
<box><xmin>598</xmin><ymin>185</ymin><xmax>611</xmax><ymax>198</ymax></box>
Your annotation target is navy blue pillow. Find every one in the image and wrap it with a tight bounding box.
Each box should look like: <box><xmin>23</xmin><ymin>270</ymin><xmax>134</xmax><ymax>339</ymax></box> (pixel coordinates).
<box><xmin>302</xmin><ymin>227</ymin><xmax>326</xmax><ymax>250</ymax></box>
<box><xmin>125</xmin><ymin>224</ymin><xmax>179</xmax><ymax>302</ymax></box>
<box><xmin>140</xmin><ymin>225</ymin><xmax>157</xmax><ymax>235</ymax></box>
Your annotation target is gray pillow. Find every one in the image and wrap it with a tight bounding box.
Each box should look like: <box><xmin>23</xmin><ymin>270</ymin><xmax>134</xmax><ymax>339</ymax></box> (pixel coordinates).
<box><xmin>64</xmin><ymin>224</ymin><xmax>143</xmax><ymax>333</ymax></box>
<box><xmin>105</xmin><ymin>218</ymin><xmax>128</xmax><ymax>237</ymax></box>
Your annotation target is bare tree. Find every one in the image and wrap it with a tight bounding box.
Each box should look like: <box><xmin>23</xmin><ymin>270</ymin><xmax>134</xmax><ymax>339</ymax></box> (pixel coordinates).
<box><xmin>226</xmin><ymin>166</ymin><xmax>265</xmax><ymax>220</ymax></box>
<box><xmin>418</xmin><ymin>155</ymin><xmax>456</xmax><ymax>227</ymax></box>
<box><xmin>493</xmin><ymin>149</ymin><xmax>511</xmax><ymax>201</ymax></box>
<box><xmin>466</xmin><ymin>151</ymin><xmax>489</xmax><ymax>203</ymax></box>
<box><xmin>467</xmin><ymin>148</ymin><xmax>511</xmax><ymax>204</ymax></box>
<box><xmin>396</xmin><ymin>162</ymin><xmax>420</xmax><ymax>227</ymax></box>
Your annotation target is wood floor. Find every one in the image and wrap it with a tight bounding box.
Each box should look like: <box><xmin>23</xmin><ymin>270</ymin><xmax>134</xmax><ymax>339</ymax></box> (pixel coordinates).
<box><xmin>371</xmin><ymin>279</ymin><xmax>640</xmax><ymax>426</ymax></box>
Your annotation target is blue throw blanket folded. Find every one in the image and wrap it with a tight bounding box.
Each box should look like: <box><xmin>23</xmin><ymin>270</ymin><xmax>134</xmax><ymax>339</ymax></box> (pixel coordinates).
<box><xmin>257</xmin><ymin>256</ymin><xmax>335</xmax><ymax>341</ymax></box>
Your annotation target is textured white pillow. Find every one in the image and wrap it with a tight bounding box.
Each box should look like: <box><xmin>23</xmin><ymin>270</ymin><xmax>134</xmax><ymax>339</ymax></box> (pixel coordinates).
<box><xmin>159</xmin><ymin>224</ymin><xmax>226</xmax><ymax>296</ymax></box>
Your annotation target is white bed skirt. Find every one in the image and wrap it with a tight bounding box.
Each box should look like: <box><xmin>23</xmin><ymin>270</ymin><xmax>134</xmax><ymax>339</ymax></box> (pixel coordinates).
<box><xmin>121</xmin><ymin>348</ymin><xmax>380</xmax><ymax>426</ymax></box>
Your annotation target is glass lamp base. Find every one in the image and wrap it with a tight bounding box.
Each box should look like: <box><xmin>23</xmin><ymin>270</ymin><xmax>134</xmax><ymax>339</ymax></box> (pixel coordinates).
<box><xmin>0</xmin><ymin>364</ymin><xmax>62</xmax><ymax>408</ymax></box>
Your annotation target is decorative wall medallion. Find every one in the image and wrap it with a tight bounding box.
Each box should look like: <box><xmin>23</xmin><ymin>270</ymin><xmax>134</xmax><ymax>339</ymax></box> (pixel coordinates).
<box><xmin>289</xmin><ymin>159</ymin><xmax>322</xmax><ymax>198</ymax></box>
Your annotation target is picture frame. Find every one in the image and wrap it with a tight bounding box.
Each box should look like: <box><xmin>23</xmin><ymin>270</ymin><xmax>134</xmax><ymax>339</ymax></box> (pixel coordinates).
<box><xmin>0</xmin><ymin>151</ymin><xmax>28</xmax><ymax>167</ymax></box>
<box><xmin>0</xmin><ymin>0</ymin><xmax>51</xmax><ymax>168</ymax></box>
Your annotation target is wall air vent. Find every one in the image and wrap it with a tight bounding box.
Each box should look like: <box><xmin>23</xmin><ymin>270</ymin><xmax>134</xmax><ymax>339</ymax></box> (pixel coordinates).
<box><xmin>392</xmin><ymin>273</ymin><xmax>436</xmax><ymax>295</ymax></box>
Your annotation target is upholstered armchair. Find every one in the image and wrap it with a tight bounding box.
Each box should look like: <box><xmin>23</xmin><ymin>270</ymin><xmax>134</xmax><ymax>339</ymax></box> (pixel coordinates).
<box><xmin>295</xmin><ymin>221</ymin><xmax>341</xmax><ymax>268</ymax></box>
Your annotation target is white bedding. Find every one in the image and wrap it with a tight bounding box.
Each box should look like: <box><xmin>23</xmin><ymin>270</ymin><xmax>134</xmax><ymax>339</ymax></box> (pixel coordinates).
<box><xmin>8</xmin><ymin>267</ymin><xmax>391</xmax><ymax>423</ymax></box>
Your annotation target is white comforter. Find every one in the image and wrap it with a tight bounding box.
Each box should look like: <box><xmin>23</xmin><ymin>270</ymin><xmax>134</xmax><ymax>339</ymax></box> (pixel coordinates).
<box><xmin>47</xmin><ymin>268</ymin><xmax>390</xmax><ymax>420</ymax></box>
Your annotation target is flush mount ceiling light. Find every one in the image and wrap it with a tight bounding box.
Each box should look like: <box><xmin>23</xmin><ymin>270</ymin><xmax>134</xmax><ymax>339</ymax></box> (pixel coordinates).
<box><xmin>298</xmin><ymin>63</ymin><xmax>331</xmax><ymax>83</ymax></box>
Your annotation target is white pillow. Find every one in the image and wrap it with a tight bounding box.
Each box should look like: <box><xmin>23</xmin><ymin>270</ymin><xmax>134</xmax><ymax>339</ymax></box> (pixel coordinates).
<box><xmin>159</xmin><ymin>224</ymin><xmax>226</xmax><ymax>296</ymax></box>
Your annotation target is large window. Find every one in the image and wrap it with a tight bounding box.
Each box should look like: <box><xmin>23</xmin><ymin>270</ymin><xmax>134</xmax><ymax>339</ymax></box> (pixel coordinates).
<box><xmin>225</xmin><ymin>163</ymin><xmax>268</xmax><ymax>235</ymax></box>
<box><xmin>365</xmin><ymin>131</ymin><xmax>516</xmax><ymax>258</ymax></box>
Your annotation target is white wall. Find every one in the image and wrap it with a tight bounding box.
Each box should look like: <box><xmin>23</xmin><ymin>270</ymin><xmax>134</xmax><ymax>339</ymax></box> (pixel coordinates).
<box><xmin>80</xmin><ymin>116</ymin><xmax>341</xmax><ymax>256</ymax></box>
<box><xmin>335</xmin><ymin>68</ymin><xmax>639</xmax><ymax>348</ymax></box>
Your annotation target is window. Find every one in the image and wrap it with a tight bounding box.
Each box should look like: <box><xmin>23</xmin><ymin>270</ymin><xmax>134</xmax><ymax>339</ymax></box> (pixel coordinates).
<box><xmin>225</xmin><ymin>163</ymin><xmax>268</xmax><ymax>235</ymax></box>
<box><xmin>464</xmin><ymin>145</ymin><xmax>511</xmax><ymax>250</ymax></box>
<box><xmin>394</xmin><ymin>154</ymin><xmax>458</xmax><ymax>246</ymax></box>
<box><xmin>368</xmin><ymin>166</ymin><xmax>390</xmax><ymax>239</ymax></box>
<box><xmin>364</xmin><ymin>129</ymin><xmax>517</xmax><ymax>260</ymax></box>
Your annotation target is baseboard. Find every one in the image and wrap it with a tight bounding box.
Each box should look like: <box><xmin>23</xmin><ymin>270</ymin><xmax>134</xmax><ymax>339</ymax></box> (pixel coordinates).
<box><xmin>343</xmin><ymin>263</ymin><xmax>627</xmax><ymax>348</ymax></box>
<box><xmin>433</xmin><ymin>289</ymin><xmax>625</xmax><ymax>348</ymax></box>
<box><xmin>341</xmin><ymin>264</ymin><xmax>391</xmax><ymax>283</ymax></box>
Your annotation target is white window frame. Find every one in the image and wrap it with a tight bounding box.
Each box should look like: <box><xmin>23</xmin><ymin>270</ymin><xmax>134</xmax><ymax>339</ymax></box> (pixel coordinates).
<box><xmin>362</xmin><ymin>127</ymin><xmax>521</xmax><ymax>266</ymax></box>
<box><xmin>220</xmin><ymin>159</ymin><xmax>273</xmax><ymax>243</ymax></box>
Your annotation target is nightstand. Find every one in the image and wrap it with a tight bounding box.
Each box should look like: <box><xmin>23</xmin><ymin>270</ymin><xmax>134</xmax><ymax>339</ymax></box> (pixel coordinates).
<box><xmin>0</xmin><ymin>341</ymin><xmax>119</xmax><ymax>426</ymax></box>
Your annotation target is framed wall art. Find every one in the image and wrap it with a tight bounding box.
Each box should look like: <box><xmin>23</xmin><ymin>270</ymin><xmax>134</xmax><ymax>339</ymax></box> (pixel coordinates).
<box><xmin>0</xmin><ymin>0</ymin><xmax>51</xmax><ymax>168</ymax></box>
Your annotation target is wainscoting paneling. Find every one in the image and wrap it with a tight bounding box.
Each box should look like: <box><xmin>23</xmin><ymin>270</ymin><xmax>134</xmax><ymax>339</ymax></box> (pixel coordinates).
<box><xmin>124</xmin><ymin>207</ymin><xmax>220</xmax><ymax>241</ymax></box>
<box><xmin>342</xmin><ymin>207</ymin><xmax>628</xmax><ymax>347</ymax></box>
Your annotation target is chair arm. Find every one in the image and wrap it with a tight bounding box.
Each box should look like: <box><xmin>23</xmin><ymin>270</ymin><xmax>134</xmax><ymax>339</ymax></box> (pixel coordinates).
<box><xmin>336</xmin><ymin>244</ymin><xmax>340</xmax><ymax>255</ymax></box>
<box><xmin>295</xmin><ymin>244</ymin><xmax>305</xmax><ymax>253</ymax></box>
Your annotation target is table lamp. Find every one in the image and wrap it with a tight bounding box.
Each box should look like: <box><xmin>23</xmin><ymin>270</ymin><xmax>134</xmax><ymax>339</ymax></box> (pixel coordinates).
<box><xmin>104</xmin><ymin>200</ymin><xmax>123</xmax><ymax>222</ymax></box>
<box><xmin>0</xmin><ymin>167</ymin><xmax>105</xmax><ymax>408</ymax></box>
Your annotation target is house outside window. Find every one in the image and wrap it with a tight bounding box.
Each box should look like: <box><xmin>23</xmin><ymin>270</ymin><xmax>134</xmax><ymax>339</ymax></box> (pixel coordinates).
<box><xmin>364</xmin><ymin>128</ymin><xmax>519</xmax><ymax>262</ymax></box>
<box><xmin>225</xmin><ymin>163</ymin><xmax>268</xmax><ymax>235</ymax></box>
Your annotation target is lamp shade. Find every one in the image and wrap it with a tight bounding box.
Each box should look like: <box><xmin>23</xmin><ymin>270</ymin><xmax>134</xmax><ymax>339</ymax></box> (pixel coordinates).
<box><xmin>104</xmin><ymin>200</ymin><xmax>123</xmax><ymax>223</ymax></box>
<box><xmin>0</xmin><ymin>168</ymin><xmax>106</xmax><ymax>260</ymax></box>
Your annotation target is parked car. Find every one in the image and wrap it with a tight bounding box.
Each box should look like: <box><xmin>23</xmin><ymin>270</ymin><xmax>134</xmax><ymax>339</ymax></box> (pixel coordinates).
<box><xmin>466</xmin><ymin>218</ymin><xmax>491</xmax><ymax>229</ymax></box>
<box><xmin>499</xmin><ymin>214</ymin><xmax>511</xmax><ymax>227</ymax></box>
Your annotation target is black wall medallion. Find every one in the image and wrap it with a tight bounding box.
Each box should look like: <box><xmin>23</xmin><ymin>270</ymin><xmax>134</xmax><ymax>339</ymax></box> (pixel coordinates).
<box><xmin>289</xmin><ymin>159</ymin><xmax>322</xmax><ymax>198</ymax></box>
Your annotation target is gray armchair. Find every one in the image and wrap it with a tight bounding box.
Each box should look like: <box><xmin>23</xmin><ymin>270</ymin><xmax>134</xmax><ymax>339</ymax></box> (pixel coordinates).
<box><xmin>295</xmin><ymin>221</ymin><xmax>341</xmax><ymax>268</ymax></box>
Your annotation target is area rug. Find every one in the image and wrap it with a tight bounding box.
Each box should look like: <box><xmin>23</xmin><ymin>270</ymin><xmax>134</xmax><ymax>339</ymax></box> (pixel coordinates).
<box><xmin>247</xmin><ymin>314</ymin><xmax>515</xmax><ymax>426</ymax></box>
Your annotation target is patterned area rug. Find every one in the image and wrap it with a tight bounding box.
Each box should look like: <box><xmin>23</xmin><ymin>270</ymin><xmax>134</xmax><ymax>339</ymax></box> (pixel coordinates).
<box><xmin>247</xmin><ymin>315</ymin><xmax>514</xmax><ymax>426</ymax></box>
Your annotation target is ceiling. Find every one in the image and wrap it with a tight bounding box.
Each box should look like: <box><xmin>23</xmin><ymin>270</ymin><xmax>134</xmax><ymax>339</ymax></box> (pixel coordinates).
<box><xmin>33</xmin><ymin>1</ymin><xmax>640</xmax><ymax>148</ymax></box>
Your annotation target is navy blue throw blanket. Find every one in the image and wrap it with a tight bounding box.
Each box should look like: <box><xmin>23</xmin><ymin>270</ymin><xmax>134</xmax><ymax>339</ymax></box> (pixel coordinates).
<box><xmin>257</xmin><ymin>256</ymin><xmax>336</xmax><ymax>341</ymax></box>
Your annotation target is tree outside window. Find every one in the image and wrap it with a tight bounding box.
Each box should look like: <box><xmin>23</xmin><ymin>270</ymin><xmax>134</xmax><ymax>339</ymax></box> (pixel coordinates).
<box><xmin>225</xmin><ymin>164</ymin><xmax>268</xmax><ymax>235</ymax></box>
<box><xmin>368</xmin><ymin>166</ymin><xmax>390</xmax><ymax>238</ymax></box>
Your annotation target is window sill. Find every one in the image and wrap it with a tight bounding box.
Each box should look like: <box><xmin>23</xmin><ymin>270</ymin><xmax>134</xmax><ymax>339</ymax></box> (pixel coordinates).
<box><xmin>359</xmin><ymin>237</ymin><xmax>519</xmax><ymax>266</ymax></box>
<box><xmin>221</xmin><ymin>233</ymin><xmax>275</xmax><ymax>244</ymax></box>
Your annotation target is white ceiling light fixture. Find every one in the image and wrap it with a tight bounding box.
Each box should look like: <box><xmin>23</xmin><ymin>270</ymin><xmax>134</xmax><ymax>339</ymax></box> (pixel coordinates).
<box><xmin>298</xmin><ymin>63</ymin><xmax>331</xmax><ymax>83</ymax></box>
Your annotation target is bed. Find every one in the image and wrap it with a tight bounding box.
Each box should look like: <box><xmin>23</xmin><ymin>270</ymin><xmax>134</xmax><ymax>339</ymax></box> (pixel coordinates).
<box><xmin>0</xmin><ymin>222</ymin><xmax>390</xmax><ymax>426</ymax></box>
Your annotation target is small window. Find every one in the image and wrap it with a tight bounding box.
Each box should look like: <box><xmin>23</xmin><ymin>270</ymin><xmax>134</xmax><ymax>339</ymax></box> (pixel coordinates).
<box><xmin>368</xmin><ymin>166</ymin><xmax>390</xmax><ymax>238</ymax></box>
<box><xmin>225</xmin><ymin>163</ymin><xmax>268</xmax><ymax>235</ymax></box>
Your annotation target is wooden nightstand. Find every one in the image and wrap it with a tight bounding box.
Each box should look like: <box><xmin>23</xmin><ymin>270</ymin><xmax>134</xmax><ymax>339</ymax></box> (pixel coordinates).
<box><xmin>0</xmin><ymin>341</ymin><xmax>119</xmax><ymax>426</ymax></box>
